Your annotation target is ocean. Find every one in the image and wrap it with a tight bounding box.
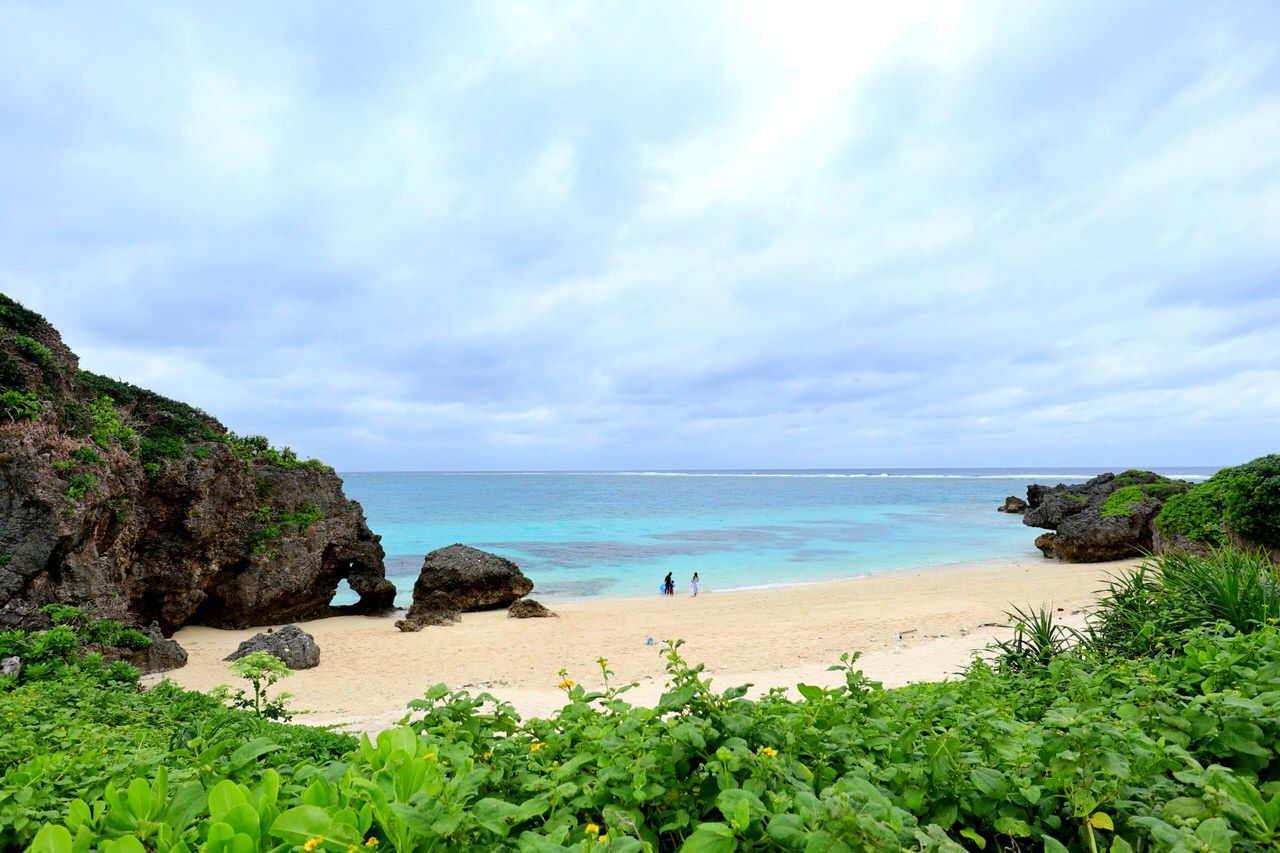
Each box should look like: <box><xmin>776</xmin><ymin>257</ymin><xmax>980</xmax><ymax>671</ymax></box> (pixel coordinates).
<box><xmin>338</xmin><ymin>468</ymin><xmax>1218</xmax><ymax>607</ymax></box>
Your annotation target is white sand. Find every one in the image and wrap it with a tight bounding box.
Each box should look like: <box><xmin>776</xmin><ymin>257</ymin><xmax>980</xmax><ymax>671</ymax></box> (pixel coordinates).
<box><xmin>151</xmin><ymin>557</ymin><xmax>1134</xmax><ymax>733</ymax></box>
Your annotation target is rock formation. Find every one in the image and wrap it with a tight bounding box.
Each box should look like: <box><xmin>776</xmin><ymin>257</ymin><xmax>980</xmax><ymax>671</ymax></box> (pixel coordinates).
<box><xmin>225</xmin><ymin>624</ymin><xmax>321</xmax><ymax>670</ymax></box>
<box><xmin>998</xmin><ymin>496</ymin><xmax>1027</xmax><ymax>513</ymax></box>
<box><xmin>127</xmin><ymin>622</ymin><xmax>188</xmax><ymax>673</ymax></box>
<box><xmin>0</xmin><ymin>293</ymin><xmax>396</xmax><ymax>632</ymax></box>
<box><xmin>508</xmin><ymin>598</ymin><xmax>557</xmax><ymax>618</ymax></box>
<box><xmin>397</xmin><ymin>544</ymin><xmax>534</xmax><ymax>631</ymax></box>
<box><xmin>1022</xmin><ymin>471</ymin><xmax>1192</xmax><ymax>562</ymax></box>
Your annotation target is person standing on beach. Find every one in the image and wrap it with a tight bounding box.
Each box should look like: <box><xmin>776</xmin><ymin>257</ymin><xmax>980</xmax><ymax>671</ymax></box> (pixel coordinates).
<box><xmin>690</xmin><ymin>572</ymin><xmax>700</xmax><ymax>597</ymax></box>
<box><xmin>664</xmin><ymin>572</ymin><xmax>674</xmax><ymax>596</ymax></box>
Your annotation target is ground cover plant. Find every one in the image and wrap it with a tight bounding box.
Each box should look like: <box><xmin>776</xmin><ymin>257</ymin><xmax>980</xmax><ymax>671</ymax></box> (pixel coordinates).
<box><xmin>7</xmin><ymin>549</ymin><xmax>1280</xmax><ymax>852</ymax></box>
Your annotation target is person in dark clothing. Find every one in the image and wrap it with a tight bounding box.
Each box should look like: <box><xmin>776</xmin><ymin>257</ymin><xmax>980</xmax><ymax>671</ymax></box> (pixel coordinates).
<box><xmin>663</xmin><ymin>572</ymin><xmax>675</xmax><ymax>596</ymax></box>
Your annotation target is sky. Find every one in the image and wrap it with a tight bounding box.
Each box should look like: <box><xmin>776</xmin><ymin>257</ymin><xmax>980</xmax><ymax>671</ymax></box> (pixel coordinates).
<box><xmin>1</xmin><ymin>1</ymin><xmax>1278</xmax><ymax>471</ymax></box>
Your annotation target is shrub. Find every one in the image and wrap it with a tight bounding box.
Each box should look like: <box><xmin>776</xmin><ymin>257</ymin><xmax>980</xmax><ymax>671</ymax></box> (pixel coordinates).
<box><xmin>69</xmin><ymin>446</ymin><xmax>101</xmax><ymax>465</ymax></box>
<box><xmin>0</xmin><ymin>294</ymin><xmax>48</xmax><ymax>335</ymax></box>
<box><xmin>1088</xmin><ymin>548</ymin><xmax>1280</xmax><ymax>656</ymax></box>
<box><xmin>0</xmin><ymin>389</ymin><xmax>41</xmax><ymax>422</ymax></box>
<box><xmin>225</xmin><ymin>651</ymin><xmax>293</xmax><ymax>720</ymax></box>
<box><xmin>0</xmin><ymin>353</ymin><xmax>26</xmax><ymax>390</ymax></box>
<box><xmin>65</xmin><ymin>472</ymin><xmax>95</xmax><ymax>500</ymax></box>
<box><xmin>1158</xmin><ymin>455</ymin><xmax>1280</xmax><ymax>548</ymax></box>
<box><xmin>88</xmin><ymin>396</ymin><xmax>125</xmax><ymax>448</ymax></box>
<box><xmin>9</xmin><ymin>334</ymin><xmax>51</xmax><ymax>365</ymax></box>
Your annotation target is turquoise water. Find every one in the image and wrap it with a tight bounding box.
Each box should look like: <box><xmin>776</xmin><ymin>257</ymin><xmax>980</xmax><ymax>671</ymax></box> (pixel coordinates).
<box><xmin>339</xmin><ymin>469</ymin><xmax>1217</xmax><ymax>606</ymax></box>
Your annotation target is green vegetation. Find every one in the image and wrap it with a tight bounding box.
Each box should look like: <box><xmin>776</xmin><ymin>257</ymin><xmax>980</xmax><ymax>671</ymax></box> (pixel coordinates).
<box><xmin>0</xmin><ymin>389</ymin><xmax>42</xmax><ymax>422</ymax></box>
<box><xmin>1158</xmin><ymin>455</ymin><xmax>1280</xmax><ymax>548</ymax></box>
<box><xmin>229</xmin><ymin>433</ymin><xmax>333</xmax><ymax>472</ymax></box>
<box><xmin>0</xmin><ymin>554</ymin><xmax>11</xmax><ymax>567</ymax></box>
<box><xmin>88</xmin><ymin>396</ymin><xmax>134</xmax><ymax>449</ymax></box>
<box><xmin>1100</xmin><ymin>479</ymin><xmax>1191</xmax><ymax>519</ymax></box>
<box><xmin>1086</xmin><ymin>549</ymin><xmax>1280</xmax><ymax>658</ymax></box>
<box><xmin>4</xmin><ymin>549</ymin><xmax>1280</xmax><ymax>851</ymax></box>
<box><xmin>0</xmin><ymin>294</ymin><xmax>49</xmax><ymax>335</ymax></box>
<box><xmin>0</xmin><ymin>353</ymin><xmax>25</xmax><ymax>390</ymax></box>
<box><xmin>69</xmin><ymin>446</ymin><xmax>101</xmax><ymax>465</ymax></box>
<box><xmin>9</xmin><ymin>334</ymin><xmax>52</xmax><ymax>365</ymax></box>
<box><xmin>251</xmin><ymin>503</ymin><xmax>324</xmax><ymax>554</ymax></box>
<box><xmin>65</xmin><ymin>473</ymin><xmax>96</xmax><ymax>500</ymax></box>
<box><xmin>0</xmin><ymin>607</ymin><xmax>148</xmax><ymax>690</ymax></box>
<box><xmin>222</xmin><ymin>652</ymin><xmax>294</xmax><ymax>721</ymax></box>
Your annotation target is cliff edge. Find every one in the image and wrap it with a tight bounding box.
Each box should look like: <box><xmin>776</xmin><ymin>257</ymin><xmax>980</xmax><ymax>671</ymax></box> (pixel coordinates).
<box><xmin>0</xmin><ymin>294</ymin><xmax>395</xmax><ymax>632</ymax></box>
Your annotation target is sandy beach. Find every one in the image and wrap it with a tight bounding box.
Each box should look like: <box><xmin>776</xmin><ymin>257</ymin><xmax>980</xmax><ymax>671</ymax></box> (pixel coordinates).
<box><xmin>152</xmin><ymin>557</ymin><xmax>1137</xmax><ymax>733</ymax></box>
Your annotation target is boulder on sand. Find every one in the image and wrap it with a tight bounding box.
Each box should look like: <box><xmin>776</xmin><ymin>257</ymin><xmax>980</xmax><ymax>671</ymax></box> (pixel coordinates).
<box><xmin>224</xmin><ymin>624</ymin><xmax>320</xmax><ymax>669</ymax></box>
<box><xmin>396</xmin><ymin>591</ymin><xmax>461</xmax><ymax>632</ymax></box>
<box><xmin>398</xmin><ymin>544</ymin><xmax>534</xmax><ymax>632</ymax></box>
<box><xmin>127</xmin><ymin>621</ymin><xmax>188</xmax><ymax>673</ymax></box>
<box><xmin>508</xmin><ymin>598</ymin><xmax>557</xmax><ymax>619</ymax></box>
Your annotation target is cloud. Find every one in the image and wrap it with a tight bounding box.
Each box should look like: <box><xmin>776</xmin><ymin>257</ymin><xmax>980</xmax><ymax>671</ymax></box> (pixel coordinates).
<box><xmin>1</xmin><ymin>1</ymin><xmax>1278</xmax><ymax>469</ymax></box>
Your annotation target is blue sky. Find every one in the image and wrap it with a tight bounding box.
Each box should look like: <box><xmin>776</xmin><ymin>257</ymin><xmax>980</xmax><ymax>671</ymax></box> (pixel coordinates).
<box><xmin>2</xmin><ymin>2</ymin><xmax>1278</xmax><ymax>471</ymax></box>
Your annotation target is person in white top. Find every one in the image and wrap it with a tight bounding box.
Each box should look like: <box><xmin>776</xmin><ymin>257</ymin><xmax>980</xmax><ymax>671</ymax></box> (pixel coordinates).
<box><xmin>690</xmin><ymin>572</ymin><xmax>700</xmax><ymax>597</ymax></box>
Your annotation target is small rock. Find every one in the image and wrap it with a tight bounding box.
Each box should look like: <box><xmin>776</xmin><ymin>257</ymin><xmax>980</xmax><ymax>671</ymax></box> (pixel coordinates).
<box><xmin>508</xmin><ymin>598</ymin><xmax>557</xmax><ymax>619</ymax></box>
<box><xmin>127</xmin><ymin>621</ymin><xmax>188</xmax><ymax>673</ymax></box>
<box><xmin>1</xmin><ymin>656</ymin><xmax>19</xmax><ymax>678</ymax></box>
<box><xmin>997</xmin><ymin>495</ymin><xmax>1028</xmax><ymax>513</ymax></box>
<box><xmin>224</xmin><ymin>624</ymin><xmax>320</xmax><ymax>669</ymax></box>
<box><xmin>395</xmin><ymin>591</ymin><xmax>462</xmax><ymax>632</ymax></box>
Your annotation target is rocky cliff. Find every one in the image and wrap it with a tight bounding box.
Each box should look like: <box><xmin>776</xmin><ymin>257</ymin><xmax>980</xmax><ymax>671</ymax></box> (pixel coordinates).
<box><xmin>0</xmin><ymin>294</ymin><xmax>396</xmax><ymax>632</ymax></box>
<box><xmin>1022</xmin><ymin>470</ymin><xmax>1192</xmax><ymax>561</ymax></box>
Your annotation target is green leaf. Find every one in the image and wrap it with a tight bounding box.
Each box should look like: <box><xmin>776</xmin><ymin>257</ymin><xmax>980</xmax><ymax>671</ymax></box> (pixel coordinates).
<box><xmin>164</xmin><ymin>782</ymin><xmax>208</xmax><ymax>831</ymax></box>
<box><xmin>270</xmin><ymin>805</ymin><xmax>333</xmax><ymax>846</ymax></box>
<box><xmin>796</xmin><ymin>683</ymin><xmax>825</xmax><ymax>702</ymax></box>
<box><xmin>959</xmin><ymin>827</ymin><xmax>987</xmax><ymax>849</ymax></box>
<box><xmin>208</xmin><ymin>780</ymin><xmax>249</xmax><ymax>821</ymax></box>
<box><xmin>766</xmin><ymin>814</ymin><xmax>808</xmax><ymax>849</ymax></box>
<box><xmin>228</xmin><ymin>738</ymin><xmax>283</xmax><ymax>771</ymax></box>
<box><xmin>27</xmin><ymin>825</ymin><xmax>73</xmax><ymax>853</ymax></box>
<box><xmin>1088</xmin><ymin>812</ymin><xmax>1114</xmax><ymax>831</ymax></box>
<box><xmin>473</xmin><ymin>798</ymin><xmax>525</xmax><ymax>837</ymax></box>
<box><xmin>1042</xmin><ymin>838</ymin><xmax>1070</xmax><ymax>853</ymax></box>
<box><xmin>679</xmin><ymin>822</ymin><xmax>737</xmax><ymax>853</ymax></box>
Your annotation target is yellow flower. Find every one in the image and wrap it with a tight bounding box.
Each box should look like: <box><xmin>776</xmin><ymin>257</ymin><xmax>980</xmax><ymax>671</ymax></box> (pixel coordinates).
<box><xmin>304</xmin><ymin>838</ymin><xmax>322</xmax><ymax>852</ymax></box>
<box><xmin>558</xmin><ymin>679</ymin><xmax>576</xmax><ymax>689</ymax></box>
<box><xmin>585</xmin><ymin>823</ymin><xmax>600</xmax><ymax>835</ymax></box>
<box><xmin>482</xmin><ymin>751</ymin><xmax>493</xmax><ymax>759</ymax></box>
<box><xmin>365</xmin><ymin>840</ymin><xmax>379</xmax><ymax>848</ymax></box>
<box><xmin>761</xmin><ymin>746</ymin><xmax>778</xmax><ymax>757</ymax></box>
<box><xmin>423</xmin><ymin>752</ymin><xmax>436</xmax><ymax>761</ymax></box>
<box><xmin>598</xmin><ymin>834</ymin><xmax>608</xmax><ymax>843</ymax></box>
<box><xmin>530</xmin><ymin>741</ymin><xmax>545</xmax><ymax>752</ymax></box>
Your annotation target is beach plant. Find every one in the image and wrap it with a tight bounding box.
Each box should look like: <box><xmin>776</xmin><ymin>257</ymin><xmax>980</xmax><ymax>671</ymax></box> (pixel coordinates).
<box><xmin>988</xmin><ymin>603</ymin><xmax>1085</xmax><ymax>672</ymax></box>
<box><xmin>1087</xmin><ymin>548</ymin><xmax>1280</xmax><ymax>657</ymax></box>
<box><xmin>225</xmin><ymin>651</ymin><xmax>294</xmax><ymax>721</ymax></box>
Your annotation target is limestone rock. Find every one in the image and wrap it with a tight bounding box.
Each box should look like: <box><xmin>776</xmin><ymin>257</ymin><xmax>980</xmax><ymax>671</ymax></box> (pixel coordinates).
<box><xmin>508</xmin><ymin>598</ymin><xmax>557</xmax><ymax>618</ymax></box>
<box><xmin>998</xmin><ymin>496</ymin><xmax>1028</xmax><ymax>513</ymax></box>
<box><xmin>396</xmin><ymin>591</ymin><xmax>461</xmax><ymax>632</ymax></box>
<box><xmin>126</xmin><ymin>621</ymin><xmax>188</xmax><ymax>673</ymax></box>
<box><xmin>406</xmin><ymin>545</ymin><xmax>533</xmax><ymax>613</ymax></box>
<box><xmin>224</xmin><ymin>624</ymin><xmax>320</xmax><ymax>669</ymax></box>
<box><xmin>1</xmin><ymin>656</ymin><xmax>18</xmax><ymax>678</ymax></box>
<box><xmin>1022</xmin><ymin>471</ymin><xmax>1191</xmax><ymax>562</ymax></box>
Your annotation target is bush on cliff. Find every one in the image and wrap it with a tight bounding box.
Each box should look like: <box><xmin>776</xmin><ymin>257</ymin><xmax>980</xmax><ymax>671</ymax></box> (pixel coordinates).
<box><xmin>1157</xmin><ymin>454</ymin><xmax>1280</xmax><ymax>549</ymax></box>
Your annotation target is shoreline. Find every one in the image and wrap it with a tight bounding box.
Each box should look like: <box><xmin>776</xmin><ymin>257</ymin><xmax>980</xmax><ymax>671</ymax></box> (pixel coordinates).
<box><xmin>151</xmin><ymin>555</ymin><xmax>1138</xmax><ymax>733</ymax></box>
